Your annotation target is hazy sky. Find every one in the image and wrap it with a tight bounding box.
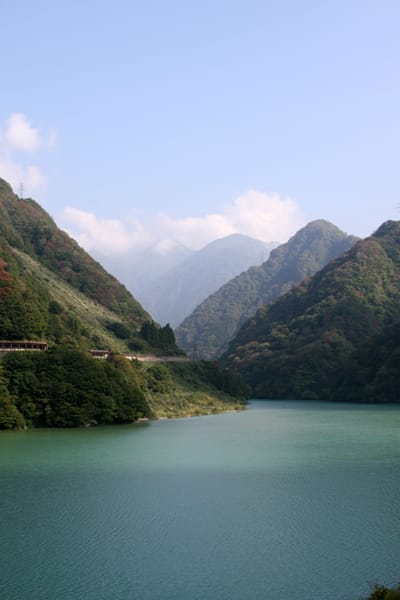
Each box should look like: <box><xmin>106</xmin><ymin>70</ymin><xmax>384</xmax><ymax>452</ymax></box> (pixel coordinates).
<box><xmin>1</xmin><ymin>0</ymin><xmax>399</xmax><ymax>253</ymax></box>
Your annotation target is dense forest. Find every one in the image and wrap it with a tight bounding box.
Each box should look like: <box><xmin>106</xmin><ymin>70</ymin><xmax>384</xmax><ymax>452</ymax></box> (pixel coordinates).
<box><xmin>223</xmin><ymin>220</ymin><xmax>400</xmax><ymax>403</ymax></box>
<box><xmin>176</xmin><ymin>220</ymin><xmax>357</xmax><ymax>359</ymax></box>
<box><xmin>0</xmin><ymin>349</ymin><xmax>151</xmax><ymax>428</ymax></box>
<box><xmin>0</xmin><ymin>349</ymin><xmax>246</xmax><ymax>429</ymax></box>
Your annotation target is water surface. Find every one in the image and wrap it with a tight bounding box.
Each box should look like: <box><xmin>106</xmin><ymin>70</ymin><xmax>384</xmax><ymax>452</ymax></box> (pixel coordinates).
<box><xmin>1</xmin><ymin>401</ymin><xmax>399</xmax><ymax>599</ymax></box>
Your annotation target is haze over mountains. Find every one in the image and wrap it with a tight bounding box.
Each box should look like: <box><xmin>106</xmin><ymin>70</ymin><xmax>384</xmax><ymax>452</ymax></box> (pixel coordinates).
<box><xmin>94</xmin><ymin>241</ymin><xmax>194</xmax><ymax>300</ymax></box>
<box><xmin>131</xmin><ymin>234</ymin><xmax>277</xmax><ymax>327</ymax></box>
<box><xmin>176</xmin><ymin>220</ymin><xmax>358</xmax><ymax>359</ymax></box>
<box><xmin>223</xmin><ymin>220</ymin><xmax>400</xmax><ymax>403</ymax></box>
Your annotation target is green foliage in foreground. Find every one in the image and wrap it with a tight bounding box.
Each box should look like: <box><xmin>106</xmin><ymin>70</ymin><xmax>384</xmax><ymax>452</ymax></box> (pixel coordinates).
<box><xmin>0</xmin><ymin>350</ymin><xmax>248</xmax><ymax>429</ymax></box>
<box><xmin>168</xmin><ymin>361</ymin><xmax>248</xmax><ymax>398</ymax></box>
<box><xmin>0</xmin><ymin>349</ymin><xmax>151</xmax><ymax>428</ymax></box>
<box><xmin>364</xmin><ymin>583</ymin><xmax>400</xmax><ymax>599</ymax></box>
<box><xmin>0</xmin><ymin>364</ymin><xmax>26</xmax><ymax>429</ymax></box>
<box><xmin>143</xmin><ymin>361</ymin><xmax>247</xmax><ymax>419</ymax></box>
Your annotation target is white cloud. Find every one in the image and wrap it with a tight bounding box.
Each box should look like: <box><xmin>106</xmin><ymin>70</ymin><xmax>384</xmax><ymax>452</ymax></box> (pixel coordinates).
<box><xmin>154</xmin><ymin>212</ymin><xmax>234</xmax><ymax>250</ymax></box>
<box><xmin>155</xmin><ymin>191</ymin><xmax>304</xmax><ymax>248</ymax></box>
<box><xmin>61</xmin><ymin>207</ymin><xmax>152</xmax><ymax>255</ymax></box>
<box><xmin>0</xmin><ymin>157</ymin><xmax>46</xmax><ymax>195</ymax></box>
<box><xmin>225</xmin><ymin>190</ymin><xmax>305</xmax><ymax>242</ymax></box>
<box><xmin>5</xmin><ymin>113</ymin><xmax>42</xmax><ymax>152</ymax></box>
<box><xmin>60</xmin><ymin>190</ymin><xmax>306</xmax><ymax>256</ymax></box>
<box><xmin>0</xmin><ymin>113</ymin><xmax>55</xmax><ymax>195</ymax></box>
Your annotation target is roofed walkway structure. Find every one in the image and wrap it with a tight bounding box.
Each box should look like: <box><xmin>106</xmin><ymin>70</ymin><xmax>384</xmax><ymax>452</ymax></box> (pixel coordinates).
<box><xmin>0</xmin><ymin>341</ymin><xmax>48</xmax><ymax>353</ymax></box>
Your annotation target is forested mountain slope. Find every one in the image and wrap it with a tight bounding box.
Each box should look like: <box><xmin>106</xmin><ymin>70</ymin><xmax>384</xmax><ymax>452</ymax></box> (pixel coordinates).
<box><xmin>0</xmin><ymin>177</ymin><xmax>247</xmax><ymax>429</ymax></box>
<box><xmin>176</xmin><ymin>220</ymin><xmax>357</xmax><ymax>359</ymax></box>
<box><xmin>0</xmin><ymin>177</ymin><xmax>154</xmax><ymax>352</ymax></box>
<box><xmin>223</xmin><ymin>220</ymin><xmax>400</xmax><ymax>402</ymax></box>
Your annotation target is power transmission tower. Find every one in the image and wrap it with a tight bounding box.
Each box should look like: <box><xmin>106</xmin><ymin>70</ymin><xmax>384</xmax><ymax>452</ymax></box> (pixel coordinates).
<box><xmin>19</xmin><ymin>182</ymin><xmax>24</xmax><ymax>199</ymax></box>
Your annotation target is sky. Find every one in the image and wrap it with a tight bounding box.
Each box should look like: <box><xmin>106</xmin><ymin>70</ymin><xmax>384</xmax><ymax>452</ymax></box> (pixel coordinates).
<box><xmin>1</xmin><ymin>0</ymin><xmax>399</xmax><ymax>255</ymax></box>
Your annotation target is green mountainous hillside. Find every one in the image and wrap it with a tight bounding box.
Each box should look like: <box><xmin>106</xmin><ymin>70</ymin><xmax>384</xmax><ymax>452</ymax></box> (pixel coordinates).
<box><xmin>176</xmin><ymin>220</ymin><xmax>358</xmax><ymax>359</ymax></box>
<box><xmin>223</xmin><ymin>220</ymin><xmax>400</xmax><ymax>402</ymax></box>
<box><xmin>0</xmin><ymin>177</ymin><xmax>155</xmax><ymax>352</ymax></box>
<box><xmin>0</xmin><ymin>177</ymin><xmax>246</xmax><ymax>428</ymax></box>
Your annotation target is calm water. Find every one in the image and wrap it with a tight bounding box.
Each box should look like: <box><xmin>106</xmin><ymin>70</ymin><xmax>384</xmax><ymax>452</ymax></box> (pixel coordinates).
<box><xmin>0</xmin><ymin>401</ymin><xmax>399</xmax><ymax>600</ymax></box>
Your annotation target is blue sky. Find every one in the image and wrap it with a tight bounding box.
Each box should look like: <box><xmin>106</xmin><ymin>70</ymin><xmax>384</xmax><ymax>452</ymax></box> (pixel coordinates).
<box><xmin>1</xmin><ymin>0</ymin><xmax>399</xmax><ymax>253</ymax></box>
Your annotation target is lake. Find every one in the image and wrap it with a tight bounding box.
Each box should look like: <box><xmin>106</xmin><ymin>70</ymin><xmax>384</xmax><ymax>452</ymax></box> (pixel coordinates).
<box><xmin>0</xmin><ymin>400</ymin><xmax>399</xmax><ymax>600</ymax></box>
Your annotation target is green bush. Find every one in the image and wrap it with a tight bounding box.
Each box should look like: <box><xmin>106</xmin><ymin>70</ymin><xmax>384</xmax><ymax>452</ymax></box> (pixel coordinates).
<box><xmin>1</xmin><ymin>348</ymin><xmax>152</xmax><ymax>427</ymax></box>
<box><xmin>365</xmin><ymin>583</ymin><xmax>400</xmax><ymax>600</ymax></box>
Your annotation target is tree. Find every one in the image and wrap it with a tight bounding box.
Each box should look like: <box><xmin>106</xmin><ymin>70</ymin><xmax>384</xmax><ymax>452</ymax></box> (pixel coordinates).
<box><xmin>365</xmin><ymin>583</ymin><xmax>400</xmax><ymax>600</ymax></box>
<box><xmin>0</xmin><ymin>364</ymin><xmax>26</xmax><ymax>429</ymax></box>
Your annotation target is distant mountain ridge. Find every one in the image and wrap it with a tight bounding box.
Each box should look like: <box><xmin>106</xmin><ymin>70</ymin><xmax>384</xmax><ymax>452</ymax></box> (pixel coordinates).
<box><xmin>176</xmin><ymin>220</ymin><xmax>358</xmax><ymax>359</ymax></box>
<box><xmin>135</xmin><ymin>234</ymin><xmax>277</xmax><ymax>327</ymax></box>
<box><xmin>94</xmin><ymin>241</ymin><xmax>194</xmax><ymax>297</ymax></box>
<box><xmin>223</xmin><ymin>220</ymin><xmax>400</xmax><ymax>402</ymax></box>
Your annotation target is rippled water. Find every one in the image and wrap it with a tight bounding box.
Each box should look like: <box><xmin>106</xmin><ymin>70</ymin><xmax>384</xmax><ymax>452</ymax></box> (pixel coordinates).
<box><xmin>1</xmin><ymin>401</ymin><xmax>399</xmax><ymax>600</ymax></box>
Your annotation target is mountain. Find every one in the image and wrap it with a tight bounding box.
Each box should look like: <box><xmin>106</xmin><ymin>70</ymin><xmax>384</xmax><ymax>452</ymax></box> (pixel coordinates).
<box><xmin>0</xmin><ymin>177</ymin><xmax>155</xmax><ymax>353</ymax></box>
<box><xmin>135</xmin><ymin>234</ymin><xmax>277</xmax><ymax>327</ymax></box>
<box><xmin>223</xmin><ymin>220</ymin><xmax>400</xmax><ymax>402</ymax></box>
<box><xmin>0</xmin><ymin>177</ymin><xmax>247</xmax><ymax>428</ymax></box>
<box><xmin>176</xmin><ymin>220</ymin><xmax>358</xmax><ymax>359</ymax></box>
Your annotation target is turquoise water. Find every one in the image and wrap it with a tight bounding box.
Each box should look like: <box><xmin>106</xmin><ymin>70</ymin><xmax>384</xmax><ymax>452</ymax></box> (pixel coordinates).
<box><xmin>0</xmin><ymin>401</ymin><xmax>399</xmax><ymax>600</ymax></box>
